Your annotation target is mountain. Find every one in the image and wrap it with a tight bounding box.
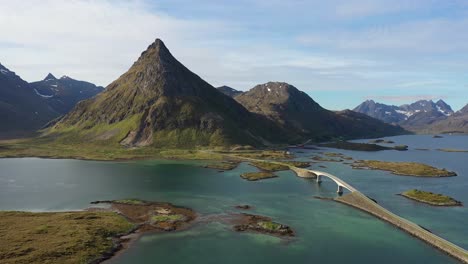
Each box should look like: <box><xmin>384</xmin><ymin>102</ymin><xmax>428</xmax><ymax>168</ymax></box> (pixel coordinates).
<box><xmin>30</xmin><ymin>74</ymin><xmax>104</xmax><ymax>114</ymax></box>
<box><xmin>217</xmin><ymin>86</ymin><xmax>242</xmax><ymax>97</ymax></box>
<box><xmin>353</xmin><ymin>100</ymin><xmax>405</xmax><ymax>124</ymax></box>
<box><xmin>235</xmin><ymin>82</ymin><xmax>406</xmax><ymax>141</ymax></box>
<box><xmin>354</xmin><ymin>99</ymin><xmax>455</xmax><ymax>132</ymax></box>
<box><xmin>0</xmin><ymin>63</ymin><xmax>58</xmax><ymax>138</ymax></box>
<box><xmin>423</xmin><ymin>103</ymin><xmax>468</xmax><ymax>134</ymax></box>
<box><xmin>47</xmin><ymin>39</ymin><xmax>291</xmax><ymax>148</ymax></box>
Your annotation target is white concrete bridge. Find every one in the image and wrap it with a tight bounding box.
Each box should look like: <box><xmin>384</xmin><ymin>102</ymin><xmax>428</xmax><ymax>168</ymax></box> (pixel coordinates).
<box><xmin>289</xmin><ymin>167</ymin><xmax>356</xmax><ymax>194</ymax></box>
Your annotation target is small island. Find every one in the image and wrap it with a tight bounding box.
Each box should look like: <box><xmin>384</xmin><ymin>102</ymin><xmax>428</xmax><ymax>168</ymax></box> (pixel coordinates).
<box><xmin>320</xmin><ymin>141</ymin><xmax>408</xmax><ymax>151</ymax></box>
<box><xmin>233</xmin><ymin>214</ymin><xmax>294</xmax><ymax>237</ymax></box>
<box><xmin>203</xmin><ymin>161</ymin><xmax>240</xmax><ymax>171</ymax></box>
<box><xmin>400</xmin><ymin>189</ymin><xmax>462</xmax><ymax>206</ymax></box>
<box><xmin>352</xmin><ymin>160</ymin><xmax>457</xmax><ymax>177</ymax></box>
<box><xmin>240</xmin><ymin>171</ymin><xmax>278</xmax><ymax>181</ymax></box>
<box><xmin>250</xmin><ymin>161</ymin><xmax>289</xmax><ymax>172</ymax></box>
<box><xmin>369</xmin><ymin>139</ymin><xmax>395</xmax><ymax>144</ymax></box>
<box><xmin>0</xmin><ymin>199</ymin><xmax>196</xmax><ymax>264</ymax></box>
<box><xmin>436</xmin><ymin>148</ymin><xmax>468</xmax><ymax>153</ymax></box>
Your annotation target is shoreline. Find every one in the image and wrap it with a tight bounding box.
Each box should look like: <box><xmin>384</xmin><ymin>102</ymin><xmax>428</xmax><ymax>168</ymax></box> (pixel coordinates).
<box><xmin>398</xmin><ymin>193</ymin><xmax>463</xmax><ymax>207</ymax></box>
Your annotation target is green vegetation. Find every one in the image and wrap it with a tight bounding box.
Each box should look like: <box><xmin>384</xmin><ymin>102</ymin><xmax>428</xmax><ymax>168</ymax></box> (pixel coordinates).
<box><xmin>401</xmin><ymin>189</ymin><xmax>462</xmax><ymax>206</ymax></box>
<box><xmin>151</xmin><ymin>214</ymin><xmax>184</xmax><ymax>223</ymax></box>
<box><xmin>204</xmin><ymin>161</ymin><xmax>239</xmax><ymax>170</ymax></box>
<box><xmin>240</xmin><ymin>172</ymin><xmax>277</xmax><ymax>181</ymax></box>
<box><xmin>369</xmin><ymin>139</ymin><xmax>395</xmax><ymax>144</ymax></box>
<box><xmin>437</xmin><ymin>148</ymin><xmax>468</xmax><ymax>153</ymax></box>
<box><xmin>250</xmin><ymin>161</ymin><xmax>289</xmax><ymax>172</ymax></box>
<box><xmin>311</xmin><ymin>155</ymin><xmax>343</xmax><ymax>162</ymax></box>
<box><xmin>393</xmin><ymin>145</ymin><xmax>409</xmax><ymax>151</ymax></box>
<box><xmin>231</xmin><ymin>150</ymin><xmax>293</xmax><ymax>160</ymax></box>
<box><xmin>320</xmin><ymin>141</ymin><xmax>392</xmax><ymax>151</ymax></box>
<box><xmin>114</xmin><ymin>199</ymin><xmax>146</xmax><ymax>205</ymax></box>
<box><xmin>0</xmin><ymin>211</ymin><xmax>133</xmax><ymax>264</ymax></box>
<box><xmin>280</xmin><ymin>161</ymin><xmax>311</xmax><ymax>168</ymax></box>
<box><xmin>0</xmin><ymin>138</ymin><xmax>226</xmax><ymax>161</ymax></box>
<box><xmin>352</xmin><ymin>160</ymin><xmax>457</xmax><ymax>177</ymax></box>
<box><xmin>323</xmin><ymin>152</ymin><xmax>353</xmax><ymax>160</ymax></box>
<box><xmin>258</xmin><ymin>221</ymin><xmax>283</xmax><ymax>231</ymax></box>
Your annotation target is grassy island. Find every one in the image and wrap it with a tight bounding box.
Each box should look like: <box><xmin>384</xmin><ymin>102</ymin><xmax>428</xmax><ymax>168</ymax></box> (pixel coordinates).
<box><xmin>233</xmin><ymin>214</ymin><xmax>294</xmax><ymax>237</ymax></box>
<box><xmin>369</xmin><ymin>139</ymin><xmax>395</xmax><ymax>144</ymax></box>
<box><xmin>0</xmin><ymin>211</ymin><xmax>134</xmax><ymax>264</ymax></box>
<box><xmin>0</xmin><ymin>200</ymin><xmax>197</xmax><ymax>264</ymax></box>
<box><xmin>250</xmin><ymin>161</ymin><xmax>289</xmax><ymax>171</ymax></box>
<box><xmin>401</xmin><ymin>189</ymin><xmax>462</xmax><ymax>206</ymax></box>
<box><xmin>352</xmin><ymin>160</ymin><xmax>457</xmax><ymax>177</ymax></box>
<box><xmin>240</xmin><ymin>172</ymin><xmax>277</xmax><ymax>181</ymax></box>
<box><xmin>320</xmin><ymin>141</ymin><xmax>392</xmax><ymax>151</ymax></box>
<box><xmin>437</xmin><ymin>148</ymin><xmax>468</xmax><ymax>153</ymax></box>
<box><xmin>203</xmin><ymin>161</ymin><xmax>240</xmax><ymax>171</ymax></box>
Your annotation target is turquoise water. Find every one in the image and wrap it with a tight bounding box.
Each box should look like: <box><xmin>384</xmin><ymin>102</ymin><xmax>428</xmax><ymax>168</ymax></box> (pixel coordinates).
<box><xmin>0</xmin><ymin>135</ymin><xmax>466</xmax><ymax>263</ymax></box>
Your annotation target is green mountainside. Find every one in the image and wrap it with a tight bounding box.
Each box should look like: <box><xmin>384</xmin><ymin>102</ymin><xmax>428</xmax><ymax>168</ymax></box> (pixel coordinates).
<box><xmin>46</xmin><ymin>39</ymin><xmax>293</xmax><ymax>148</ymax></box>
<box><xmin>235</xmin><ymin>82</ymin><xmax>406</xmax><ymax>141</ymax></box>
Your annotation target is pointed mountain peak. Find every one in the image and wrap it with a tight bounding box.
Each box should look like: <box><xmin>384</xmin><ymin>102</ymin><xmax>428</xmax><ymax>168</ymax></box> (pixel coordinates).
<box><xmin>44</xmin><ymin>73</ymin><xmax>57</xmax><ymax>81</ymax></box>
<box><xmin>136</xmin><ymin>38</ymin><xmax>172</xmax><ymax>64</ymax></box>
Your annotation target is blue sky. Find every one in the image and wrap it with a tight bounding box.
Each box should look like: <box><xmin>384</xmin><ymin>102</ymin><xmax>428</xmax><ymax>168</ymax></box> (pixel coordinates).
<box><xmin>1</xmin><ymin>0</ymin><xmax>467</xmax><ymax>110</ymax></box>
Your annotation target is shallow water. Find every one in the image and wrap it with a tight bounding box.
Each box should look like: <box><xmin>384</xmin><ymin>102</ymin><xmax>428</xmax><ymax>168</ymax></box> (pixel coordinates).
<box><xmin>0</xmin><ymin>135</ymin><xmax>466</xmax><ymax>263</ymax></box>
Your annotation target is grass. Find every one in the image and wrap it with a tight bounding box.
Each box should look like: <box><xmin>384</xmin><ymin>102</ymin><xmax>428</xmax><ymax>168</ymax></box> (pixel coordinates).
<box><xmin>323</xmin><ymin>152</ymin><xmax>353</xmax><ymax>160</ymax></box>
<box><xmin>401</xmin><ymin>189</ymin><xmax>462</xmax><ymax>206</ymax></box>
<box><xmin>230</xmin><ymin>150</ymin><xmax>292</xmax><ymax>160</ymax></box>
<box><xmin>0</xmin><ymin>138</ymin><xmax>225</xmax><ymax>161</ymax></box>
<box><xmin>311</xmin><ymin>155</ymin><xmax>343</xmax><ymax>162</ymax></box>
<box><xmin>352</xmin><ymin>160</ymin><xmax>457</xmax><ymax>177</ymax></box>
<box><xmin>0</xmin><ymin>211</ymin><xmax>134</xmax><ymax>264</ymax></box>
<box><xmin>369</xmin><ymin>139</ymin><xmax>395</xmax><ymax>144</ymax></box>
<box><xmin>279</xmin><ymin>161</ymin><xmax>311</xmax><ymax>168</ymax></box>
<box><xmin>204</xmin><ymin>161</ymin><xmax>239</xmax><ymax>170</ymax></box>
<box><xmin>150</xmin><ymin>214</ymin><xmax>184</xmax><ymax>223</ymax></box>
<box><xmin>240</xmin><ymin>172</ymin><xmax>277</xmax><ymax>181</ymax></box>
<box><xmin>320</xmin><ymin>141</ymin><xmax>392</xmax><ymax>151</ymax></box>
<box><xmin>258</xmin><ymin>221</ymin><xmax>282</xmax><ymax>231</ymax></box>
<box><xmin>250</xmin><ymin>161</ymin><xmax>289</xmax><ymax>172</ymax></box>
<box><xmin>437</xmin><ymin>148</ymin><xmax>468</xmax><ymax>153</ymax></box>
<box><xmin>114</xmin><ymin>199</ymin><xmax>146</xmax><ymax>205</ymax></box>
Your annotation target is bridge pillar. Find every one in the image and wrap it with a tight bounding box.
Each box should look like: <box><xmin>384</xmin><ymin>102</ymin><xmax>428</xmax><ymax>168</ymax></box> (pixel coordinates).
<box><xmin>337</xmin><ymin>185</ymin><xmax>343</xmax><ymax>195</ymax></box>
<box><xmin>316</xmin><ymin>174</ymin><xmax>322</xmax><ymax>183</ymax></box>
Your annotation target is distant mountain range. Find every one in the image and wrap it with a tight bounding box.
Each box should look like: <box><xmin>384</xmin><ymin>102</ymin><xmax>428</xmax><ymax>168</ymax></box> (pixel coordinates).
<box><xmin>0</xmin><ymin>63</ymin><xmax>104</xmax><ymax>138</ymax></box>
<box><xmin>42</xmin><ymin>39</ymin><xmax>405</xmax><ymax>148</ymax></box>
<box><xmin>354</xmin><ymin>99</ymin><xmax>467</xmax><ymax>134</ymax></box>
<box><xmin>30</xmin><ymin>73</ymin><xmax>103</xmax><ymax>114</ymax></box>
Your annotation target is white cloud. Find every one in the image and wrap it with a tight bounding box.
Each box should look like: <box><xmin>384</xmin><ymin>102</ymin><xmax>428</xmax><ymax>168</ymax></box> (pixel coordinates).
<box><xmin>0</xmin><ymin>0</ymin><xmax>236</xmax><ymax>85</ymax></box>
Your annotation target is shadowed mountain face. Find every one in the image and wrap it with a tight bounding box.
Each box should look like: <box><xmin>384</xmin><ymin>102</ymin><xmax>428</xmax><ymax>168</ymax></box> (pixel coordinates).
<box><xmin>354</xmin><ymin>99</ymin><xmax>457</xmax><ymax>132</ymax></box>
<box><xmin>48</xmin><ymin>39</ymin><xmax>292</xmax><ymax>147</ymax></box>
<box><xmin>0</xmin><ymin>63</ymin><xmax>58</xmax><ymax>138</ymax></box>
<box><xmin>217</xmin><ymin>86</ymin><xmax>243</xmax><ymax>97</ymax></box>
<box><xmin>423</xmin><ymin>104</ymin><xmax>468</xmax><ymax>134</ymax></box>
<box><xmin>236</xmin><ymin>82</ymin><xmax>406</xmax><ymax>141</ymax></box>
<box><xmin>30</xmin><ymin>74</ymin><xmax>104</xmax><ymax>114</ymax></box>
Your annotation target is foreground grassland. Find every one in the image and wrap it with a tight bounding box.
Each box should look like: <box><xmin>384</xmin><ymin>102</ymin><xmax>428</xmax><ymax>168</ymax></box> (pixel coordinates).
<box><xmin>401</xmin><ymin>189</ymin><xmax>462</xmax><ymax>206</ymax></box>
<box><xmin>0</xmin><ymin>211</ymin><xmax>133</xmax><ymax>264</ymax></box>
<box><xmin>352</xmin><ymin>160</ymin><xmax>457</xmax><ymax>177</ymax></box>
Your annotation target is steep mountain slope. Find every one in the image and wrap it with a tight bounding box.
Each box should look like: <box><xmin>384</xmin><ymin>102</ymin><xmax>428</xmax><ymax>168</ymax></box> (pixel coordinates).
<box><xmin>235</xmin><ymin>82</ymin><xmax>406</xmax><ymax>141</ymax></box>
<box><xmin>217</xmin><ymin>86</ymin><xmax>242</xmax><ymax>97</ymax></box>
<box><xmin>353</xmin><ymin>100</ymin><xmax>404</xmax><ymax>124</ymax></box>
<box><xmin>47</xmin><ymin>39</ymin><xmax>291</xmax><ymax>147</ymax></box>
<box><xmin>0</xmin><ymin>63</ymin><xmax>58</xmax><ymax>138</ymax></box>
<box><xmin>423</xmin><ymin>104</ymin><xmax>468</xmax><ymax>134</ymax></box>
<box><xmin>354</xmin><ymin>99</ymin><xmax>455</xmax><ymax>132</ymax></box>
<box><xmin>30</xmin><ymin>74</ymin><xmax>104</xmax><ymax>114</ymax></box>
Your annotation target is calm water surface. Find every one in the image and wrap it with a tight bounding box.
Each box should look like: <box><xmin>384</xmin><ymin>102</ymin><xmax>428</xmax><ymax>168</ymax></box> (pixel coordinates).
<box><xmin>0</xmin><ymin>135</ymin><xmax>466</xmax><ymax>263</ymax></box>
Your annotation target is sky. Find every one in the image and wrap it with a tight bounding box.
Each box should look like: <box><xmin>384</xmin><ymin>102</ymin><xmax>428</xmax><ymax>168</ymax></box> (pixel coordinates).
<box><xmin>1</xmin><ymin>0</ymin><xmax>467</xmax><ymax>111</ymax></box>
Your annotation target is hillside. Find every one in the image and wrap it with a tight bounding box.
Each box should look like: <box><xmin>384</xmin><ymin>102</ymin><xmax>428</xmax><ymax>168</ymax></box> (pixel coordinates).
<box><xmin>46</xmin><ymin>39</ymin><xmax>292</xmax><ymax>148</ymax></box>
<box><xmin>217</xmin><ymin>86</ymin><xmax>242</xmax><ymax>97</ymax></box>
<box><xmin>235</xmin><ymin>82</ymin><xmax>406</xmax><ymax>141</ymax></box>
<box><xmin>0</xmin><ymin>63</ymin><xmax>58</xmax><ymax>138</ymax></box>
<box><xmin>30</xmin><ymin>74</ymin><xmax>104</xmax><ymax>114</ymax></box>
<box><xmin>423</xmin><ymin>104</ymin><xmax>468</xmax><ymax>134</ymax></box>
